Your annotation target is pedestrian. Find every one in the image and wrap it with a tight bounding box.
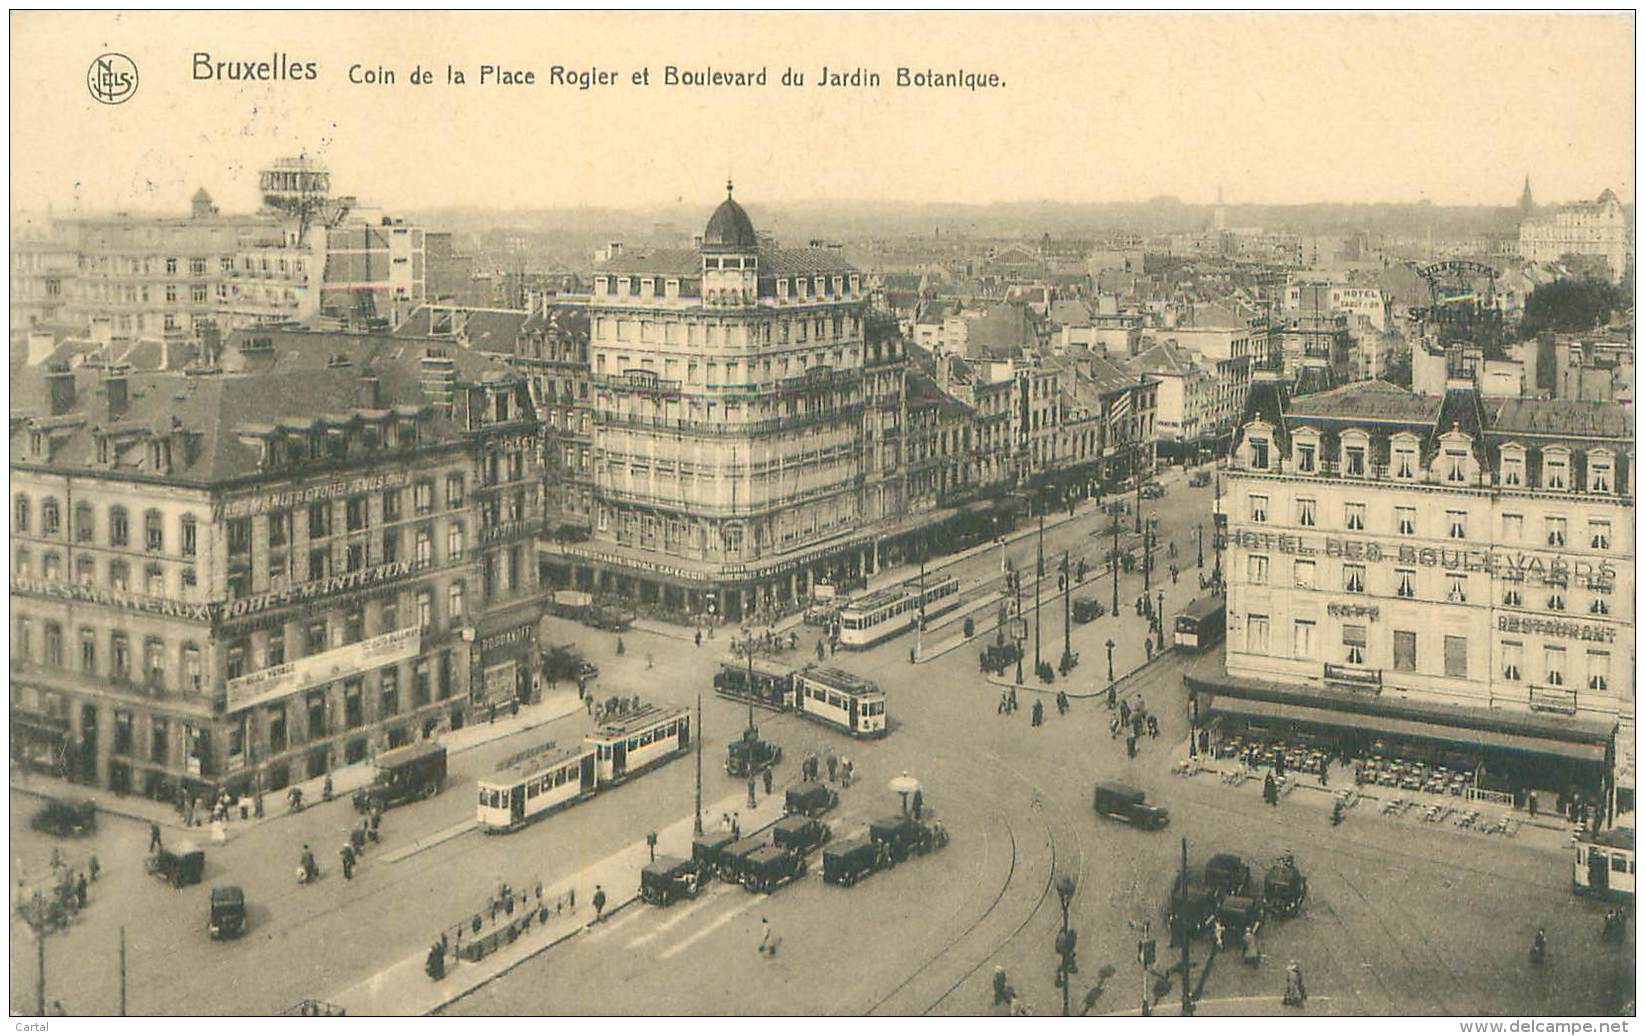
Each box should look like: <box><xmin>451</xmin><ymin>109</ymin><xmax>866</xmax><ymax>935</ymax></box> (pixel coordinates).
<box><xmin>584</xmin><ymin>694</ymin><xmax>593</xmax><ymax>715</ymax></box>
<box><xmin>568</xmin><ymin>887</ymin><xmax>576</xmax><ymax>912</ymax></box>
<box><xmin>592</xmin><ymin>884</ymin><xmax>606</xmax><ymax>922</ymax></box>
<box><xmin>1263</xmin><ymin>773</ymin><xmax>1278</xmax><ymax>807</ymax></box>
<box><xmin>842</xmin><ymin>760</ymin><xmax>853</xmax><ymax>788</ymax></box>
<box><xmin>762</xmin><ymin>767</ymin><xmax>774</xmax><ymax>796</ymax></box>
<box><xmin>1119</xmin><ymin>700</ymin><xmax>1131</xmax><ymax>727</ymax></box>
<box><xmin>1274</xmin><ymin>753</ymin><xmax>1286</xmax><ymax>780</ymax></box>
<box><xmin>301</xmin><ymin>844</ymin><xmax>318</xmax><ymax>882</ymax></box>
<box><xmin>998</xmin><ymin>691</ymin><xmax>1009</xmax><ymax>716</ymax></box>
<box><xmin>74</xmin><ymin>873</ymin><xmax>87</xmax><ymax>909</ymax></box>
<box><xmin>993</xmin><ymin>966</ymin><xmax>1011</xmax><ymax>1006</ymax></box>
<box><xmin>1213</xmin><ymin>918</ymin><xmax>1226</xmax><ymax>950</ymax></box>
<box><xmin>826</xmin><ymin>752</ymin><xmax>838</xmax><ymax>782</ymax></box>
<box><xmin>1147</xmin><ymin>714</ymin><xmax>1159</xmax><ymax>739</ymax></box>
<box><xmin>646</xmin><ymin>653</ymin><xmax>654</xmax><ymax>670</ymax></box>
<box><xmin>340</xmin><ymin>843</ymin><xmax>355</xmax><ymax>881</ymax></box>
<box><xmin>909</xmin><ymin>646</ymin><xmax>916</xmax><ymax>665</ymax></box>
<box><xmin>489</xmin><ymin>702</ymin><xmax>497</xmax><ymax>725</ymax></box>
<box><xmin>758</xmin><ymin>916</ymin><xmax>778</xmax><ymax>956</ymax></box>
<box><xmin>1126</xmin><ymin>734</ymin><xmax>1137</xmax><ymax>759</ymax></box>
<box><xmin>1031</xmin><ymin>700</ymin><xmax>1044</xmax><ymax>727</ymax></box>
<box><xmin>747</xmin><ymin>775</ymin><xmax>758</xmax><ymax>808</ymax></box>
<box><xmin>88</xmin><ymin>855</ymin><xmax>100</xmax><ymax>882</ymax></box>
<box><xmin>1144</xmin><ymin>639</ymin><xmax>1154</xmax><ymax>662</ymax></box>
<box><xmin>732</xmin><ymin>813</ymin><xmax>741</xmax><ymax>839</ymax></box>
<box><xmin>1318</xmin><ymin>758</ymin><xmax>1329</xmax><ymax>787</ymax></box>
<box><xmin>816</xmin><ymin>639</ymin><xmax>826</xmax><ymax>661</ymax></box>
<box><xmin>694</xmin><ymin>630</ymin><xmax>702</xmax><ymax>648</ymax></box>
<box><xmin>148</xmin><ymin>821</ymin><xmax>163</xmax><ymax>853</ymax></box>
<box><xmin>1283</xmin><ymin>961</ymin><xmax>1307</xmax><ymax>1007</ymax></box>
<box><xmin>1109</xmin><ymin>716</ymin><xmax>1122</xmax><ymax>739</ymax></box>
<box><xmin>912</xmin><ymin>788</ymin><xmax>924</xmax><ymax>820</ymax></box>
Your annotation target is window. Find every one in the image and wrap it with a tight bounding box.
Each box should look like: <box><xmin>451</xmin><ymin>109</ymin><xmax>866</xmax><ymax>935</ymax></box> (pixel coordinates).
<box><xmin>1247</xmin><ymin>554</ymin><xmax>1269</xmax><ymax>585</ymax></box>
<box><xmin>346</xmin><ymin>542</ymin><xmax>366</xmax><ymax>572</ymax></box>
<box><xmin>1246</xmin><ymin>614</ymin><xmax>1269</xmax><ymax>653</ymax></box>
<box><xmin>1545</xmin><ymin>646</ymin><xmax>1566</xmax><ymax>686</ymax></box>
<box><xmin>1250</xmin><ymin>439</ymin><xmax>1269</xmax><ymax>469</ymax></box>
<box><xmin>1342</xmin><ymin>624</ymin><xmax>1366</xmax><ymax>664</ymax></box>
<box><xmin>1445</xmin><ymin>573</ymin><xmax>1467</xmax><ymax>604</ymax></box>
<box><xmin>1546</xmin><ymin>517</ymin><xmax>1566</xmax><ymax>547</ymax></box>
<box><xmin>1248</xmin><ymin>495</ymin><xmax>1267</xmax><ymax>523</ymax></box>
<box><xmin>448</xmin><ymin>581</ymin><xmax>465</xmax><ymax>620</ymax></box>
<box><xmin>13</xmin><ymin>494</ymin><xmax>29</xmax><ymax>533</ymax></box>
<box><xmin>1588</xmin><ymin>651</ymin><xmax>1610</xmax><ymax>692</ymax></box>
<box><xmin>1296</xmin><ymin>443</ymin><xmax>1315</xmax><ymax>472</ymax></box>
<box><xmin>268</xmin><ymin>509</ymin><xmax>289</xmax><ymax>548</ymax></box>
<box><xmin>308</xmin><ymin>502</ymin><xmax>331</xmax><ymax>539</ymax></box>
<box><xmin>1294</xmin><ymin>560</ymin><xmax>1316</xmax><ymax>589</ymax></box>
<box><xmin>1502</xmin><ymin>641</ymin><xmax>1522</xmax><ymax>681</ymax></box>
<box><xmin>144</xmin><ymin>510</ymin><xmax>164</xmax><ymax>551</ymax></box>
<box><xmin>109</xmin><ymin>506</ymin><xmax>129</xmax><ymax>546</ymax></box>
<box><xmin>1395</xmin><ymin>507</ymin><xmax>1415</xmax><ymax>536</ymax></box>
<box><xmin>417</xmin><ymin>590</ymin><xmax>433</xmax><ymax>630</ymax></box>
<box><xmin>1589</xmin><ymin>520</ymin><xmax>1612</xmax><ymax>550</ymax></box>
<box><xmin>44</xmin><ymin>623</ymin><xmax>61</xmax><ymax>667</ymax></box>
<box><xmin>447</xmin><ymin>524</ymin><xmax>464</xmax><ymax>562</ymax></box>
<box><xmin>1590</xmin><ymin>596</ymin><xmax>1610</xmax><ymax>616</ymax></box>
<box><xmin>1394</xmin><ymin>446</ymin><xmax>1416</xmax><ymax>479</ymax></box>
<box><xmin>1502</xmin><ymin>513</ymin><xmax>1523</xmax><ymax>541</ymax></box>
<box><xmin>74</xmin><ymin>502</ymin><xmax>94</xmax><ymax>542</ymax></box>
<box><xmin>1546</xmin><ymin>590</ymin><xmax>1566</xmax><ymax>612</ymax></box>
<box><xmin>1444</xmin><ymin>450</ymin><xmax>1467</xmax><ymax>483</ymax></box>
<box><xmin>266</xmin><ymin>629</ymin><xmax>285</xmax><ymax>667</ymax></box>
<box><xmin>1345</xmin><ymin>445</ymin><xmax>1365</xmax><ymax>476</ymax></box>
<box><xmin>41</xmin><ymin>498</ymin><xmax>59</xmax><ymax>535</ymax></box>
<box><xmin>1589</xmin><ymin>457</ymin><xmax>1613</xmax><ymax>493</ymax></box>
<box><xmin>227</xmin><ymin>517</ymin><xmax>251</xmax><ymax>555</ymax></box>
<box><xmin>1295</xmin><ymin>497</ymin><xmax>1316</xmax><ymax>527</ymax></box>
<box><xmin>414</xmin><ymin>480</ymin><xmax>434</xmax><ymax>515</ymax></box>
<box><xmin>380</xmin><ymin>667</ymin><xmax>400</xmax><ymax>718</ymax></box>
<box><xmin>415</xmin><ymin>528</ymin><xmax>432</xmax><ymax>565</ymax></box>
<box><xmin>15</xmin><ymin>618</ymin><xmax>32</xmax><ymax>662</ymax></box>
<box><xmin>346</xmin><ymin>496</ymin><xmax>367</xmax><ymax>532</ymax></box>
<box><xmin>446</xmin><ymin>474</ymin><xmax>465</xmax><ymax>508</ymax></box>
<box><xmin>1443</xmin><ymin>635</ymin><xmax>1468</xmax><ymax>678</ymax></box>
<box><xmin>1393</xmin><ymin>630</ymin><xmax>1416</xmax><ymax>672</ymax></box>
<box><xmin>180</xmin><ymin>514</ymin><xmax>197</xmax><ymax>557</ymax></box>
<box><xmin>1502</xmin><ymin>581</ymin><xmax>1523</xmax><ymax>607</ymax></box>
<box><xmin>1395</xmin><ymin>568</ymin><xmax>1416</xmax><ymax>599</ymax></box>
<box><xmin>1502</xmin><ymin>449</ymin><xmax>1524</xmax><ymax>486</ymax></box>
<box><xmin>1293</xmin><ymin>619</ymin><xmax>1316</xmax><ymax>659</ymax></box>
<box><xmin>109</xmin><ymin>560</ymin><xmax>130</xmax><ymax>592</ymax></box>
<box><xmin>152</xmin><ymin>717</ymin><xmax>169</xmax><ymax>764</ymax></box>
<box><xmin>1447</xmin><ymin>511</ymin><xmax>1467</xmax><ymax>539</ymax></box>
<box><xmin>144</xmin><ymin>564</ymin><xmax>164</xmax><ymax>597</ymax></box>
<box><xmin>1345</xmin><ymin>503</ymin><xmax>1365</xmax><ymax>531</ymax></box>
<box><xmin>383</xmin><ymin>489</ymin><xmax>402</xmax><ymax>522</ymax></box>
<box><xmin>308</xmin><ymin>548</ymin><xmax>329</xmax><ymax>581</ymax></box>
<box><xmin>1343</xmin><ymin>564</ymin><xmax>1365</xmax><ymax>594</ymax></box>
<box><xmin>305</xmin><ymin>620</ymin><xmax>327</xmax><ymax>655</ymax></box>
<box><xmin>382</xmin><ymin>528</ymin><xmax>400</xmax><ymax>564</ymax></box>
<box><xmin>110</xmin><ymin>632</ymin><xmax>130</xmax><ymax>678</ymax></box>
<box><xmin>1543</xmin><ymin>452</ymin><xmax>1568</xmax><ymax>490</ymax></box>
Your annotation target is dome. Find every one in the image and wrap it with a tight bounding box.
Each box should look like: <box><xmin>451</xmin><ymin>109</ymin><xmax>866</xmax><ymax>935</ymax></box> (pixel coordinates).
<box><xmin>192</xmin><ymin>187</ymin><xmax>213</xmax><ymax>204</ymax></box>
<box><xmin>703</xmin><ymin>181</ymin><xmax>757</xmax><ymax>251</ymax></box>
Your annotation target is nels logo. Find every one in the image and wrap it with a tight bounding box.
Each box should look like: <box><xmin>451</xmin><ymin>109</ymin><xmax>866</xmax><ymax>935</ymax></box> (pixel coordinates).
<box><xmin>88</xmin><ymin>52</ymin><xmax>138</xmax><ymax>105</ymax></box>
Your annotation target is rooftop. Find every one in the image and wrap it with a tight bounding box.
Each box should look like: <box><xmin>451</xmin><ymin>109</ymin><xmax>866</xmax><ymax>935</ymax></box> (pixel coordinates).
<box><xmin>1284</xmin><ymin>379</ymin><xmax>1441</xmax><ymax>424</ymax></box>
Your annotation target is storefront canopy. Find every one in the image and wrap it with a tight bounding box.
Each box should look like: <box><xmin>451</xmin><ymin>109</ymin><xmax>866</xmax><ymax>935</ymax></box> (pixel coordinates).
<box><xmin>1205</xmin><ymin>696</ymin><xmax>1607</xmax><ymax>766</ymax></box>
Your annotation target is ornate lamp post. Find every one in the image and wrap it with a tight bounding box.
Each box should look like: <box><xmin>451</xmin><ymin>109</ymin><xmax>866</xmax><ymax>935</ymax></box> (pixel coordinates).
<box><xmin>1012</xmin><ymin>617</ymin><xmax>1029</xmax><ymax>687</ymax></box>
<box><xmin>1196</xmin><ymin>522</ymin><xmax>1204</xmax><ymax>570</ymax></box>
<box><xmin>1106</xmin><ymin>638</ymin><xmax>1116</xmax><ymax>684</ymax></box>
<box><xmin>1054</xmin><ymin>874</ymin><xmax>1079</xmax><ymax>1017</ymax></box>
<box><xmin>1110</xmin><ymin>519</ymin><xmax>1121</xmax><ymax>617</ymax></box>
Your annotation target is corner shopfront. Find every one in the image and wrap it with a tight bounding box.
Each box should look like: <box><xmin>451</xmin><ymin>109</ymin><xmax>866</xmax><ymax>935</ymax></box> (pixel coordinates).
<box><xmin>470</xmin><ymin>602</ymin><xmax>541</xmax><ymax>714</ymax></box>
<box><xmin>1185</xmin><ymin>673</ymin><xmax>1618</xmax><ymax>822</ymax></box>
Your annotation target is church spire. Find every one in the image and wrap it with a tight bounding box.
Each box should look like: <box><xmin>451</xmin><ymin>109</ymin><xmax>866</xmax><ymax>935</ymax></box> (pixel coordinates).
<box><xmin>1518</xmin><ymin>175</ymin><xmax>1535</xmax><ymax>215</ymax></box>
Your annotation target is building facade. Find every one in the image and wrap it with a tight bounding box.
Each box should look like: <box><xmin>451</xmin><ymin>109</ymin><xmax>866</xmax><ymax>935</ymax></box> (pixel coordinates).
<box><xmin>1218</xmin><ymin>379</ymin><xmax>1632</xmax><ymax>814</ymax></box>
<box><xmin>9</xmin><ymin>336</ymin><xmax>542</xmax><ymax>801</ymax></box>
<box><xmin>1519</xmin><ymin>189</ymin><xmax>1632</xmax><ymax>281</ymax></box>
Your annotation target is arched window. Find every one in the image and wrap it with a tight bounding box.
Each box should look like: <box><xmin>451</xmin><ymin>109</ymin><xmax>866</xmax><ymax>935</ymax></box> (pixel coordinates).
<box><xmin>13</xmin><ymin>494</ymin><xmax>29</xmax><ymax>533</ymax></box>
<box><xmin>144</xmin><ymin>509</ymin><xmax>164</xmax><ymax>552</ymax></box>
<box><xmin>40</xmin><ymin>498</ymin><xmax>60</xmax><ymax>536</ymax></box>
<box><xmin>74</xmin><ymin>502</ymin><xmax>94</xmax><ymax>542</ymax></box>
<box><xmin>109</xmin><ymin>505</ymin><xmax>130</xmax><ymax>547</ymax></box>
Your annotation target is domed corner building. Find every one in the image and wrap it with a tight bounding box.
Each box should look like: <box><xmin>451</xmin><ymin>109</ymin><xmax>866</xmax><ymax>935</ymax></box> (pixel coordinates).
<box><xmin>551</xmin><ymin>182</ymin><xmax>913</xmax><ymax>622</ymax></box>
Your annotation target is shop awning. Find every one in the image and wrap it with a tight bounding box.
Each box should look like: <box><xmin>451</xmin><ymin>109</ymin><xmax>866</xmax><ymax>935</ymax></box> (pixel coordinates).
<box><xmin>1206</xmin><ymin>696</ymin><xmax>1607</xmax><ymax>766</ymax></box>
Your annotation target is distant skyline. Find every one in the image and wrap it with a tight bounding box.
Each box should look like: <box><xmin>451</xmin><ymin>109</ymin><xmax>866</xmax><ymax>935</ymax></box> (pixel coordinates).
<box><xmin>11</xmin><ymin>12</ymin><xmax>1634</xmax><ymax>216</ymax></box>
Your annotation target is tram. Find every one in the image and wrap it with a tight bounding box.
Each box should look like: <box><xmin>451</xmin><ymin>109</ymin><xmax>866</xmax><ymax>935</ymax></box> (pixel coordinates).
<box><xmin>837</xmin><ymin>574</ymin><xmax>961</xmax><ymax>649</ymax></box>
<box><xmin>1574</xmin><ymin>827</ymin><xmax>1636</xmax><ymax>899</ymax></box>
<box><xmin>1173</xmin><ymin>597</ymin><xmax>1226</xmax><ymax>652</ymax></box>
<box><xmin>793</xmin><ymin>665</ymin><xmax>887</xmax><ymax>737</ymax></box>
<box><xmin>477</xmin><ymin>702</ymin><xmax>690</xmax><ymax>833</ymax></box>
<box><xmin>713</xmin><ymin>657</ymin><xmax>799</xmax><ymax>711</ymax></box>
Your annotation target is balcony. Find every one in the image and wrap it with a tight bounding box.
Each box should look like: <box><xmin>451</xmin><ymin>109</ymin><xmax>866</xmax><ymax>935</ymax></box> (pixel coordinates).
<box><xmin>1322</xmin><ymin>663</ymin><xmax>1381</xmax><ymax>691</ymax></box>
<box><xmin>1528</xmin><ymin>685</ymin><xmax>1578</xmax><ymax>715</ymax></box>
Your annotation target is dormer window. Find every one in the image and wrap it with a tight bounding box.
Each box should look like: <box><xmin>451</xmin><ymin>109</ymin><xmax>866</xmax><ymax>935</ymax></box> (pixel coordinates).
<box><xmin>1543</xmin><ymin>449</ymin><xmax>1568</xmax><ymax>490</ymax></box>
<box><xmin>1444</xmin><ymin>450</ymin><xmax>1467</xmax><ymax>483</ymax></box>
<box><xmin>1344</xmin><ymin>445</ymin><xmax>1365</xmax><ymax>476</ymax></box>
<box><xmin>1296</xmin><ymin>443</ymin><xmax>1316</xmax><ymax>473</ymax></box>
<box><xmin>1588</xmin><ymin>451</ymin><xmax>1613</xmax><ymax>493</ymax></box>
<box><xmin>1249</xmin><ymin>438</ymin><xmax>1269</xmax><ymax>470</ymax></box>
<box><xmin>1393</xmin><ymin>442</ymin><xmax>1417</xmax><ymax>479</ymax></box>
<box><xmin>1500</xmin><ymin>445</ymin><xmax>1525</xmax><ymax>486</ymax></box>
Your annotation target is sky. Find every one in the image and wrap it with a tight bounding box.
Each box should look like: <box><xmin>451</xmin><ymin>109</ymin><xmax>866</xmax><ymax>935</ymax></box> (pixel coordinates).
<box><xmin>10</xmin><ymin>11</ymin><xmax>1635</xmax><ymax>216</ymax></box>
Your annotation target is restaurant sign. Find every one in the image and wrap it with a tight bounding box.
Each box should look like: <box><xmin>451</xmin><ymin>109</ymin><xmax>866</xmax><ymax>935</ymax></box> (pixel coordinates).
<box><xmin>227</xmin><ymin>625</ymin><xmax>422</xmax><ymax>713</ymax></box>
<box><xmin>1497</xmin><ymin>615</ymin><xmax>1617</xmax><ymax>643</ymax></box>
<box><xmin>1228</xmin><ymin>529</ymin><xmax>1617</xmax><ymax>583</ymax></box>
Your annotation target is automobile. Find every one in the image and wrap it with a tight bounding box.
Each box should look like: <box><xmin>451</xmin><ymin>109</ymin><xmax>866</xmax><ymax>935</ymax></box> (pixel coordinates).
<box><xmin>1189</xmin><ymin>470</ymin><xmax>1212</xmax><ymax>488</ymax></box>
<box><xmin>1204</xmin><ymin>853</ymin><xmax>1252</xmax><ymax>897</ymax></box>
<box><xmin>741</xmin><ymin>846</ymin><xmax>807</xmax><ymax>893</ymax></box>
<box><xmin>147</xmin><ymin>842</ymin><xmax>205</xmax><ymax>888</ymax></box>
<box><xmin>784</xmin><ymin>783</ymin><xmax>838</xmax><ymax>818</ymax></box>
<box><xmin>1092</xmin><ymin>781</ymin><xmax>1170</xmax><ymax>830</ymax></box>
<box><xmin>868</xmin><ymin>815</ymin><xmax>948</xmax><ymax>864</ymax></box>
<box><xmin>771</xmin><ymin>814</ymin><xmax>832</xmax><ymax>855</ymax></box>
<box><xmin>639</xmin><ymin>855</ymin><xmax>703</xmax><ymax>907</ymax></box>
<box><xmin>1072</xmin><ymin>598</ymin><xmax>1106</xmax><ymax>624</ymax></box>
<box><xmin>822</xmin><ymin>835</ymin><xmax>880</xmax><ymax>887</ymax></box>
<box><xmin>1140</xmin><ymin>483</ymin><xmax>1166</xmax><ymax>500</ymax></box>
<box><xmin>209</xmin><ymin>885</ymin><xmax>246</xmax><ymax>939</ymax></box>
<box><xmin>691</xmin><ymin>832</ymin><xmax>737</xmax><ymax>881</ymax></box>
<box><xmin>352</xmin><ymin>741</ymin><xmax>448</xmax><ymax>812</ymax></box>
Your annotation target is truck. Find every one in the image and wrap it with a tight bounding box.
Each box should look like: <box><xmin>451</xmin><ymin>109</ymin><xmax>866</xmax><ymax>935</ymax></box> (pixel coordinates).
<box><xmin>353</xmin><ymin>741</ymin><xmax>448</xmax><ymax>812</ymax></box>
<box><xmin>1092</xmin><ymin>781</ymin><xmax>1169</xmax><ymax>830</ymax></box>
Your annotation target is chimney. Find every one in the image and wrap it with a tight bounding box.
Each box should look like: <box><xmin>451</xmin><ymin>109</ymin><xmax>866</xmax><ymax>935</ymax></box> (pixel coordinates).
<box><xmin>45</xmin><ymin>363</ymin><xmax>76</xmax><ymax>416</ymax></box>
<box><xmin>27</xmin><ymin>330</ymin><xmax>57</xmax><ymax>367</ymax></box>
<box><xmin>104</xmin><ymin>368</ymin><xmax>129</xmax><ymax>421</ymax></box>
<box><xmin>91</xmin><ymin>316</ymin><xmax>114</xmax><ymax>349</ymax></box>
<box><xmin>356</xmin><ymin>374</ymin><xmax>381</xmax><ymax>409</ymax></box>
<box><xmin>607</xmin><ymin>241</ymin><xmax>623</xmax><ymax>259</ymax></box>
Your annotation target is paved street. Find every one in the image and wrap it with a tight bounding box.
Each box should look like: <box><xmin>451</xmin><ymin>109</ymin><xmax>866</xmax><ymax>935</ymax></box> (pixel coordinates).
<box><xmin>11</xmin><ymin>465</ymin><xmax>1631</xmax><ymax>1016</ymax></box>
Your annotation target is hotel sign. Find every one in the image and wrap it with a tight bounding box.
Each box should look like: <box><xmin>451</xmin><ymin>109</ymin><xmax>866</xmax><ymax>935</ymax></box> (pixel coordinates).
<box><xmin>1228</xmin><ymin>529</ymin><xmax>1617</xmax><ymax>583</ymax></box>
<box><xmin>220</xmin><ymin>559</ymin><xmax>430</xmax><ymax>619</ymax></box>
<box><xmin>227</xmin><ymin>625</ymin><xmax>422</xmax><ymax>713</ymax></box>
<box><xmin>216</xmin><ymin>471</ymin><xmax>413</xmax><ymax>520</ymax></box>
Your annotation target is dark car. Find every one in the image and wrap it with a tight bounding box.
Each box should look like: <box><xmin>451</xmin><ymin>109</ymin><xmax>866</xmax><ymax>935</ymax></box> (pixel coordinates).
<box><xmin>1092</xmin><ymin>781</ymin><xmax>1169</xmax><ymax>830</ymax></box>
<box><xmin>1140</xmin><ymin>483</ymin><xmax>1166</xmax><ymax>500</ymax></box>
<box><xmin>31</xmin><ymin>798</ymin><xmax>97</xmax><ymax>838</ymax></box>
<box><xmin>353</xmin><ymin>741</ymin><xmax>447</xmax><ymax>813</ymax></box>
<box><xmin>1189</xmin><ymin>470</ymin><xmax>1212</xmax><ymax>488</ymax></box>
<box><xmin>1204</xmin><ymin>853</ymin><xmax>1252</xmax><ymax>897</ymax></box>
<box><xmin>727</xmin><ymin>733</ymin><xmax>783</xmax><ymax>778</ymax></box>
<box><xmin>822</xmin><ymin>835</ymin><xmax>881</xmax><ymax>887</ymax></box>
<box><xmin>1218</xmin><ymin>895</ymin><xmax>1263</xmax><ymax>934</ymax></box>
<box><xmin>147</xmin><ymin>843</ymin><xmax>205</xmax><ymax>888</ymax></box>
<box><xmin>1072</xmin><ymin>598</ymin><xmax>1106</xmax><ymax>623</ymax></box>
<box><xmin>741</xmin><ymin>846</ymin><xmax>807</xmax><ymax>893</ymax></box>
<box><xmin>209</xmin><ymin>885</ymin><xmax>246</xmax><ymax>939</ymax></box>
<box><xmin>771</xmin><ymin>814</ymin><xmax>831</xmax><ymax>855</ymax></box>
<box><xmin>868</xmin><ymin>815</ymin><xmax>947</xmax><ymax>864</ymax></box>
<box><xmin>717</xmin><ymin>836</ymin><xmax>769</xmax><ymax>886</ymax></box>
<box><xmin>639</xmin><ymin>855</ymin><xmax>702</xmax><ymax>907</ymax></box>
<box><xmin>784</xmin><ymin>783</ymin><xmax>838</xmax><ymax>818</ymax></box>
<box><xmin>691</xmin><ymin>832</ymin><xmax>736</xmax><ymax>880</ymax></box>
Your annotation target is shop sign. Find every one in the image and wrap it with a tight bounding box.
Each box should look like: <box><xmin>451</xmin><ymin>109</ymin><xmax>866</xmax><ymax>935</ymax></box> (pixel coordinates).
<box><xmin>227</xmin><ymin>625</ymin><xmax>422</xmax><ymax>713</ymax></box>
<box><xmin>481</xmin><ymin>520</ymin><xmax>535</xmax><ymax>545</ymax></box>
<box><xmin>1327</xmin><ymin>603</ymin><xmax>1380</xmax><ymax>620</ymax></box>
<box><xmin>10</xmin><ymin>576</ymin><xmax>216</xmax><ymax>622</ymax></box>
<box><xmin>220</xmin><ymin>559</ymin><xmax>430</xmax><ymax>619</ymax></box>
<box><xmin>1228</xmin><ymin>529</ymin><xmax>1617</xmax><ymax>583</ymax></box>
<box><xmin>482</xmin><ymin>661</ymin><xmax>517</xmax><ymax>701</ymax></box>
<box><xmin>1497</xmin><ymin>615</ymin><xmax>1617</xmax><ymax>643</ymax></box>
<box><xmin>216</xmin><ymin>470</ymin><xmax>412</xmax><ymax>520</ymax></box>
<box><xmin>483</xmin><ymin>433</ymin><xmax>537</xmax><ymax>453</ymax></box>
<box><xmin>479</xmin><ymin>622</ymin><xmax>536</xmax><ymax>661</ymax></box>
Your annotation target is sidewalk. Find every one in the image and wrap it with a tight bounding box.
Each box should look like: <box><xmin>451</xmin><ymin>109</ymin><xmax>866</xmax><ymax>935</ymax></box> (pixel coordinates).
<box><xmin>331</xmin><ymin>786</ymin><xmax>788</xmax><ymax>1015</ymax></box>
<box><xmin>12</xmin><ymin>690</ymin><xmax>586</xmax><ymax>839</ymax></box>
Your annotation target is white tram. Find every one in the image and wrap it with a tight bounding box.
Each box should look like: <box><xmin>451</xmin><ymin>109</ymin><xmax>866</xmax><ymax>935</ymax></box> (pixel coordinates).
<box><xmin>476</xmin><ymin>703</ymin><xmax>691</xmax><ymax>833</ymax></box>
<box><xmin>836</xmin><ymin>574</ymin><xmax>962</xmax><ymax>649</ymax></box>
<box><xmin>1574</xmin><ymin>827</ymin><xmax>1636</xmax><ymax>899</ymax></box>
<box><xmin>793</xmin><ymin>665</ymin><xmax>887</xmax><ymax>738</ymax></box>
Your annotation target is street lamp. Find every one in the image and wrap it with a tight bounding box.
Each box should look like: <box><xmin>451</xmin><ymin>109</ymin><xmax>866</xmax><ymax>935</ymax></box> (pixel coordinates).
<box><xmin>1157</xmin><ymin>591</ymin><xmax>1167</xmax><ymax>654</ymax></box>
<box><xmin>1106</xmin><ymin>638</ymin><xmax>1116</xmax><ymax>685</ymax></box>
<box><xmin>1054</xmin><ymin>874</ymin><xmax>1079</xmax><ymax>1017</ymax></box>
<box><xmin>1059</xmin><ymin>551</ymin><xmax>1073</xmax><ymax>672</ymax></box>
<box><xmin>1196</xmin><ymin>522</ymin><xmax>1204</xmax><ymax>570</ymax></box>
<box><xmin>1142</xmin><ymin>522</ymin><xmax>1152</xmax><ymax>596</ymax></box>
<box><xmin>1110</xmin><ymin>519</ymin><xmax>1120</xmax><ymax>617</ymax></box>
<box><xmin>1012</xmin><ymin>617</ymin><xmax>1029</xmax><ymax>687</ymax></box>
